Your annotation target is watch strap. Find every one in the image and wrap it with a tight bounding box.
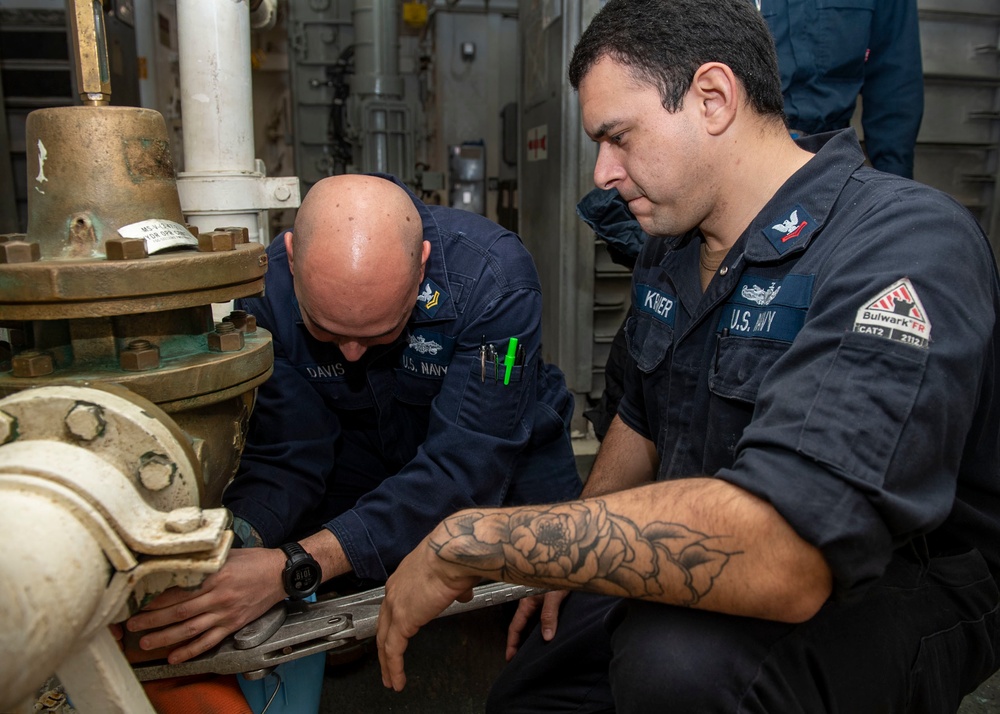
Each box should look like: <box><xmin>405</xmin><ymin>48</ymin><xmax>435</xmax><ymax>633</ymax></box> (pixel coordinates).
<box><xmin>280</xmin><ymin>542</ymin><xmax>307</xmax><ymax>560</ymax></box>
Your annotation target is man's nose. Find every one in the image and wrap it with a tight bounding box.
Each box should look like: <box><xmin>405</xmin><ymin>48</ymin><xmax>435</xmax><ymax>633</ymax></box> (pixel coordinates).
<box><xmin>593</xmin><ymin>144</ymin><xmax>623</xmax><ymax>189</ymax></box>
<box><xmin>339</xmin><ymin>341</ymin><xmax>367</xmax><ymax>361</ymax></box>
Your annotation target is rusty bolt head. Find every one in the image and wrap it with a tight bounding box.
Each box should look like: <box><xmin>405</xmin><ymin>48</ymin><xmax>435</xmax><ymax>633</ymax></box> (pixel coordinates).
<box><xmin>120</xmin><ymin>339</ymin><xmax>160</xmax><ymax>371</ymax></box>
<box><xmin>215</xmin><ymin>226</ymin><xmax>249</xmax><ymax>244</ymax></box>
<box><xmin>0</xmin><ymin>240</ymin><xmax>41</xmax><ymax>264</ymax></box>
<box><xmin>0</xmin><ymin>410</ymin><xmax>17</xmax><ymax>445</ymax></box>
<box><xmin>11</xmin><ymin>350</ymin><xmax>54</xmax><ymax>377</ymax></box>
<box><xmin>0</xmin><ymin>233</ymin><xmax>27</xmax><ymax>243</ymax></box>
<box><xmin>165</xmin><ymin>506</ymin><xmax>204</xmax><ymax>533</ymax></box>
<box><xmin>208</xmin><ymin>323</ymin><xmax>245</xmax><ymax>352</ymax></box>
<box><xmin>185</xmin><ymin>224</ymin><xmax>200</xmax><ymax>238</ymax></box>
<box><xmin>105</xmin><ymin>237</ymin><xmax>149</xmax><ymax>261</ymax></box>
<box><xmin>197</xmin><ymin>231</ymin><xmax>236</xmax><ymax>252</ymax></box>
<box><xmin>65</xmin><ymin>403</ymin><xmax>105</xmax><ymax>441</ymax></box>
<box><xmin>226</xmin><ymin>310</ymin><xmax>258</xmax><ymax>333</ymax></box>
<box><xmin>138</xmin><ymin>452</ymin><xmax>176</xmax><ymax>491</ymax></box>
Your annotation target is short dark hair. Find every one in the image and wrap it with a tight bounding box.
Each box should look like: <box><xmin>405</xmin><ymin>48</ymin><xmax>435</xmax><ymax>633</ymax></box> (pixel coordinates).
<box><xmin>569</xmin><ymin>0</ymin><xmax>785</xmax><ymax>120</ymax></box>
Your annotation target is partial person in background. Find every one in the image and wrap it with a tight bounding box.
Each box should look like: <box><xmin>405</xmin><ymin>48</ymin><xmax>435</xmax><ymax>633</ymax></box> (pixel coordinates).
<box><xmin>576</xmin><ymin>187</ymin><xmax>649</xmax><ymax>441</ymax></box>
<box><xmin>761</xmin><ymin>0</ymin><xmax>924</xmax><ymax>177</ymax></box>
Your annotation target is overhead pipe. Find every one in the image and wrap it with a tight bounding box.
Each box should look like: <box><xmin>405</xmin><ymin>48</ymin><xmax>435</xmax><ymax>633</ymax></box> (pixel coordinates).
<box><xmin>175</xmin><ymin>0</ymin><xmax>299</xmax><ymax>243</ymax></box>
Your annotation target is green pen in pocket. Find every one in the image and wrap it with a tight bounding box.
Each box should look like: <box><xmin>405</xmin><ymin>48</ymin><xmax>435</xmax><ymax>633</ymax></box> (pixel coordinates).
<box><xmin>503</xmin><ymin>337</ymin><xmax>518</xmax><ymax>385</ymax></box>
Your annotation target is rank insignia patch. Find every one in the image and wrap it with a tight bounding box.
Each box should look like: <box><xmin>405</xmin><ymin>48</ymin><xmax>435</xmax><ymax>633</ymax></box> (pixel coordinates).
<box><xmin>763</xmin><ymin>205</ymin><xmax>816</xmax><ymax>255</ymax></box>
<box><xmin>853</xmin><ymin>278</ymin><xmax>931</xmax><ymax>349</ymax></box>
<box><xmin>416</xmin><ymin>278</ymin><xmax>448</xmax><ymax>316</ymax></box>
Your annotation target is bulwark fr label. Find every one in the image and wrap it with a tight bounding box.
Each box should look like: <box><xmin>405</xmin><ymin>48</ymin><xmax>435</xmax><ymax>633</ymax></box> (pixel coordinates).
<box><xmin>853</xmin><ymin>277</ymin><xmax>931</xmax><ymax>349</ymax></box>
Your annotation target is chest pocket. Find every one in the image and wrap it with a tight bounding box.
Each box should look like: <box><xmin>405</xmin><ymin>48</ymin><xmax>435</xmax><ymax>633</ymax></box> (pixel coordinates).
<box><xmin>814</xmin><ymin>0</ymin><xmax>874</xmax><ymax>80</ymax></box>
<box><xmin>626</xmin><ymin>312</ymin><xmax>674</xmax><ymax>374</ymax></box>
<box><xmin>709</xmin><ymin>336</ymin><xmax>791</xmax><ymax>404</ymax></box>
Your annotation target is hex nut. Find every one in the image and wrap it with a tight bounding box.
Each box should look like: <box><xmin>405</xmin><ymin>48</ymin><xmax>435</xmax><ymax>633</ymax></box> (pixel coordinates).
<box><xmin>226</xmin><ymin>310</ymin><xmax>257</xmax><ymax>333</ymax></box>
<box><xmin>208</xmin><ymin>325</ymin><xmax>245</xmax><ymax>353</ymax></box>
<box><xmin>11</xmin><ymin>350</ymin><xmax>54</xmax><ymax>377</ymax></box>
<box><xmin>65</xmin><ymin>403</ymin><xmax>105</xmax><ymax>441</ymax></box>
<box><xmin>0</xmin><ymin>410</ymin><xmax>17</xmax><ymax>445</ymax></box>
<box><xmin>0</xmin><ymin>233</ymin><xmax>27</xmax><ymax>243</ymax></box>
<box><xmin>185</xmin><ymin>224</ymin><xmax>200</xmax><ymax>238</ymax></box>
<box><xmin>138</xmin><ymin>453</ymin><xmax>176</xmax><ymax>492</ymax></box>
<box><xmin>215</xmin><ymin>226</ymin><xmax>249</xmax><ymax>244</ymax></box>
<box><xmin>165</xmin><ymin>506</ymin><xmax>204</xmax><ymax>534</ymax></box>
<box><xmin>197</xmin><ymin>231</ymin><xmax>236</xmax><ymax>252</ymax></box>
<box><xmin>0</xmin><ymin>240</ymin><xmax>41</xmax><ymax>264</ymax></box>
<box><xmin>105</xmin><ymin>237</ymin><xmax>149</xmax><ymax>261</ymax></box>
<box><xmin>120</xmin><ymin>340</ymin><xmax>160</xmax><ymax>371</ymax></box>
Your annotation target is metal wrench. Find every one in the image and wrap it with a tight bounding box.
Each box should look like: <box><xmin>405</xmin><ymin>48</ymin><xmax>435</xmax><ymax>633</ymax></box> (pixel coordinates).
<box><xmin>132</xmin><ymin>580</ymin><xmax>544</xmax><ymax>682</ymax></box>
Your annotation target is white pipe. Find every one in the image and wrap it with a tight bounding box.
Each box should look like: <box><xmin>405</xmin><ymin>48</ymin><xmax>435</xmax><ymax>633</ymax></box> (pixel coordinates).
<box><xmin>0</xmin><ymin>488</ymin><xmax>110</xmax><ymax>709</ymax></box>
<box><xmin>176</xmin><ymin>0</ymin><xmax>255</xmax><ymax>175</ymax></box>
<box><xmin>133</xmin><ymin>0</ymin><xmax>160</xmax><ymax>110</ymax></box>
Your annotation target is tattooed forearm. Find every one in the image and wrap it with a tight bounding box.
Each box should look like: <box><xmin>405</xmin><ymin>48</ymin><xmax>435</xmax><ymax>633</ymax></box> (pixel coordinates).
<box><xmin>429</xmin><ymin>500</ymin><xmax>740</xmax><ymax>605</ymax></box>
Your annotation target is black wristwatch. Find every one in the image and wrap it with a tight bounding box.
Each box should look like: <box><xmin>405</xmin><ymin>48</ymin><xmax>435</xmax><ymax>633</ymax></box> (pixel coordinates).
<box><xmin>279</xmin><ymin>543</ymin><xmax>322</xmax><ymax>599</ymax></box>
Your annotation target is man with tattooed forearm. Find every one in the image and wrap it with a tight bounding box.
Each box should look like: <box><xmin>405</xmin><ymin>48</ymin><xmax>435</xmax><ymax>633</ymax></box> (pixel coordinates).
<box><xmin>378</xmin><ymin>1</ymin><xmax>1000</xmax><ymax>712</ymax></box>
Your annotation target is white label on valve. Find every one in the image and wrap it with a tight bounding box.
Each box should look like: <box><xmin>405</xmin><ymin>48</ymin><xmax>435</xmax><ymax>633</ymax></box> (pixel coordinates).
<box><xmin>118</xmin><ymin>219</ymin><xmax>198</xmax><ymax>254</ymax></box>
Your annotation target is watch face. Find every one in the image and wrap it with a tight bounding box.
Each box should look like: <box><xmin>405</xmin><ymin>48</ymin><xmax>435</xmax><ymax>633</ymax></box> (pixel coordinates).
<box><xmin>291</xmin><ymin>564</ymin><xmax>320</xmax><ymax>593</ymax></box>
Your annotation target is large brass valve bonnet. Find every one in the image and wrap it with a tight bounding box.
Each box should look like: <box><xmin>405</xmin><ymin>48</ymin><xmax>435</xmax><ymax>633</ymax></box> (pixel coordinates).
<box><xmin>25</xmin><ymin>105</ymin><xmax>185</xmax><ymax>260</ymax></box>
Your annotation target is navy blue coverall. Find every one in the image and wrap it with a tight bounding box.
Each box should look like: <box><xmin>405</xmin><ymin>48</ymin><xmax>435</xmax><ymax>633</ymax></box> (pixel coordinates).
<box><xmin>223</xmin><ymin>175</ymin><xmax>582</xmax><ymax>583</ymax></box>
<box><xmin>489</xmin><ymin>130</ymin><xmax>1000</xmax><ymax>713</ymax></box>
<box><xmin>760</xmin><ymin>0</ymin><xmax>924</xmax><ymax>177</ymax></box>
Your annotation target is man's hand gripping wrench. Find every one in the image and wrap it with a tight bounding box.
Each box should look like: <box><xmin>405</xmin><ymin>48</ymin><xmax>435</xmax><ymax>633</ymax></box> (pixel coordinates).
<box><xmin>132</xmin><ymin>581</ymin><xmax>543</xmax><ymax>682</ymax></box>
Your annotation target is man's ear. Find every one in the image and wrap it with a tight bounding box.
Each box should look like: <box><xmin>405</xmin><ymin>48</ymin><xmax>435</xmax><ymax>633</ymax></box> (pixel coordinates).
<box><xmin>284</xmin><ymin>231</ymin><xmax>295</xmax><ymax>275</ymax></box>
<box><xmin>418</xmin><ymin>240</ymin><xmax>431</xmax><ymax>281</ymax></box>
<box><xmin>691</xmin><ymin>62</ymin><xmax>738</xmax><ymax>136</ymax></box>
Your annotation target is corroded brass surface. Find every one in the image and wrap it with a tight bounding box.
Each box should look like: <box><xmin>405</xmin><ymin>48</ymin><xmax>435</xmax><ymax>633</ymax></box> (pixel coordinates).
<box><xmin>8</xmin><ymin>96</ymin><xmax>277</xmax><ymax>513</ymax></box>
<box><xmin>119</xmin><ymin>340</ymin><xmax>160</xmax><ymax>372</ymax></box>
<box><xmin>25</xmin><ymin>106</ymin><xmax>184</xmax><ymax>259</ymax></box>
<box><xmin>166</xmin><ymin>389</ymin><xmax>260</xmax><ymax>507</ymax></box>
<box><xmin>10</xmin><ymin>350</ymin><xmax>54</xmax><ymax>377</ymax></box>
<box><xmin>105</xmin><ymin>238</ymin><xmax>149</xmax><ymax>261</ymax></box>
<box><xmin>0</xmin><ymin>329</ymin><xmax>273</xmax><ymax>407</ymax></box>
<box><xmin>0</xmin><ymin>243</ymin><xmax>267</xmax><ymax>320</ymax></box>
<box><xmin>197</xmin><ymin>231</ymin><xmax>236</xmax><ymax>253</ymax></box>
<box><xmin>0</xmin><ymin>241</ymin><xmax>41</xmax><ymax>263</ymax></box>
<box><xmin>0</xmin><ymin>327</ymin><xmax>272</xmax><ymax>504</ymax></box>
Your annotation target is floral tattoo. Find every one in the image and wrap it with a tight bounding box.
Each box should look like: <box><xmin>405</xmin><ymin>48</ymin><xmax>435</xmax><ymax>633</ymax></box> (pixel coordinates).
<box><xmin>430</xmin><ymin>501</ymin><xmax>738</xmax><ymax>605</ymax></box>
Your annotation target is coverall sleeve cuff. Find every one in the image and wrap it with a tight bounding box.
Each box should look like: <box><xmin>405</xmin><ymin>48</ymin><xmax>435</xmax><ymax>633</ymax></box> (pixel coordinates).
<box><xmin>223</xmin><ymin>497</ymin><xmax>286</xmax><ymax>549</ymax></box>
<box><xmin>716</xmin><ymin>445</ymin><xmax>894</xmax><ymax>601</ymax></box>
<box><xmin>617</xmin><ymin>395</ymin><xmax>653</xmax><ymax>441</ymax></box>
<box><xmin>326</xmin><ymin>510</ymin><xmax>389</xmax><ymax>582</ymax></box>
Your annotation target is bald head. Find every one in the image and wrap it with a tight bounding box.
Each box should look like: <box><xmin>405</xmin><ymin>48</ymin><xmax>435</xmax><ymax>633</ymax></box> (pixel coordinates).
<box><xmin>285</xmin><ymin>175</ymin><xmax>430</xmax><ymax>360</ymax></box>
<box><xmin>292</xmin><ymin>174</ymin><xmax>423</xmax><ymax>266</ymax></box>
